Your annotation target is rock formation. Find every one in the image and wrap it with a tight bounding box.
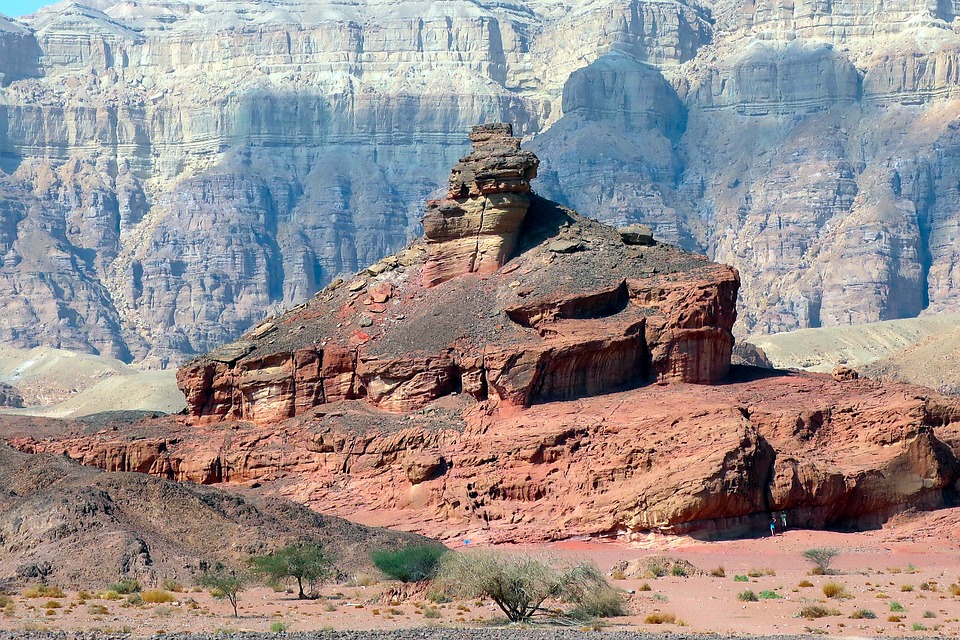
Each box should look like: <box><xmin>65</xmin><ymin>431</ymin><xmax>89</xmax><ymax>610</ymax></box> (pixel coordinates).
<box><xmin>0</xmin><ymin>1</ymin><xmax>960</xmax><ymax>363</ymax></box>
<box><xmin>7</xmin><ymin>122</ymin><xmax>954</xmax><ymax>545</ymax></box>
<box><xmin>0</xmin><ymin>382</ymin><xmax>23</xmax><ymax>408</ymax></box>
<box><xmin>0</xmin><ymin>442</ymin><xmax>433</xmax><ymax>587</ymax></box>
<box><xmin>422</xmin><ymin>123</ymin><xmax>539</xmax><ymax>287</ymax></box>
<box><xmin>175</xmin><ymin>125</ymin><xmax>738</xmax><ymax>424</ymax></box>
<box><xmin>14</xmin><ymin>370</ymin><xmax>960</xmax><ymax>543</ymax></box>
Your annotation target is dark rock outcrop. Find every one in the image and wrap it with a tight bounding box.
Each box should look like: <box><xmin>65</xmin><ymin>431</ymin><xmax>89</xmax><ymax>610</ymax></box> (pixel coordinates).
<box><xmin>0</xmin><ymin>383</ymin><xmax>24</xmax><ymax>408</ymax></box>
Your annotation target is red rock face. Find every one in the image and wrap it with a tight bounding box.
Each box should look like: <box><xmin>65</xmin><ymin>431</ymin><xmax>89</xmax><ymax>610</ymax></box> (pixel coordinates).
<box><xmin>176</xmin><ymin>125</ymin><xmax>739</xmax><ymax>425</ymax></box>
<box><xmin>16</xmin><ymin>372</ymin><xmax>960</xmax><ymax>543</ymax></box>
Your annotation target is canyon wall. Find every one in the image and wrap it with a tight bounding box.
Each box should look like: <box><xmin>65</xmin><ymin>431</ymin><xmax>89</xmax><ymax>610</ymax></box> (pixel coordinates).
<box><xmin>1</xmin><ymin>1</ymin><xmax>960</xmax><ymax>364</ymax></box>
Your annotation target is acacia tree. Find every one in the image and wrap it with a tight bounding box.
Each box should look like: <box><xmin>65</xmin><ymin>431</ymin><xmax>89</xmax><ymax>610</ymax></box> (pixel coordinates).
<box><xmin>802</xmin><ymin>547</ymin><xmax>840</xmax><ymax>575</ymax></box>
<box><xmin>250</xmin><ymin>541</ymin><xmax>334</xmax><ymax>599</ymax></box>
<box><xmin>198</xmin><ymin>562</ymin><xmax>245</xmax><ymax>617</ymax></box>
<box><xmin>436</xmin><ymin>550</ymin><xmax>613</xmax><ymax>622</ymax></box>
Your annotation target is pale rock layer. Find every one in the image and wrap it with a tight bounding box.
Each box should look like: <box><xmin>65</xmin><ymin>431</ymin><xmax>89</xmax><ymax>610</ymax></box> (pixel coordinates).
<box><xmin>1</xmin><ymin>1</ymin><xmax>960</xmax><ymax>362</ymax></box>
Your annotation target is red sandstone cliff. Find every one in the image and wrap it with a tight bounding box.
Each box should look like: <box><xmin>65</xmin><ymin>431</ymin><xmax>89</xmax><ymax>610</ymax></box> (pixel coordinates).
<box><xmin>12</xmin><ymin>371</ymin><xmax>960</xmax><ymax>543</ymax></box>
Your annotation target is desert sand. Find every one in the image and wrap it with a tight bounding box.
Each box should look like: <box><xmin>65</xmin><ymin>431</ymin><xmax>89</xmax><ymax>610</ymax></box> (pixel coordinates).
<box><xmin>2</xmin><ymin>509</ymin><xmax>958</xmax><ymax>637</ymax></box>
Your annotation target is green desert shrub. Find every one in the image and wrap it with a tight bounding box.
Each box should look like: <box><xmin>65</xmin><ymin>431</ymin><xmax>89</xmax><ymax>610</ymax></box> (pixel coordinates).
<box><xmin>436</xmin><ymin>550</ymin><xmax>612</xmax><ymax>623</ymax></box>
<box><xmin>568</xmin><ymin>587</ymin><xmax>628</xmax><ymax>619</ymax></box>
<box><xmin>889</xmin><ymin>601</ymin><xmax>906</xmax><ymax>612</ymax></box>
<box><xmin>733</xmin><ymin>575</ymin><xmax>750</xmax><ymax>582</ymax></box>
<box><xmin>759</xmin><ymin>590</ymin><xmax>781</xmax><ymax>599</ymax></box>
<box><xmin>738</xmin><ymin>590</ymin><xmax>759</xmax><ymax>602</ymax></box>
<box><xmin>109</xmin><ymin>579</ymin><xmax>141</xmax><ymax>595</ymax></box>
<box><xmin>802</xmin><ymin>547</ymin><xmax>839</xmax><ymax>575</ymax></box>
<box><xmin>371</xmin><ymin>545</ymin><xmax>448</xmax><ymax>583</ymax></box>
<box><xmin>426</xmin><ymin>591</ymin><xmax>451</xmax><ymax>604</ymax></box>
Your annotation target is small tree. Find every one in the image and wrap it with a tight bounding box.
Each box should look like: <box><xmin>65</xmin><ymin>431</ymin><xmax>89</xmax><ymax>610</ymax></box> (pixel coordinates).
<box><xmin>371</xmin><ymin>545</ymin><xmax>448</xmax><ymax>583</ymax></box>
<box><xmin>198</xmin><ymin>562</ymin><xmax>245</xmax><ymax>617</ymax></box>
<box><xmin>250</xmin><ymin>541</ymin><xmax>333</xmax><ymax>599</ymax></box>
<box><xmin>802</xmin><ymin>547</ymin><xmax>839</xmax><ymax>575</ymax></box>
<box><xmin>436</xmin><ymin>550</ymin><xmax>617</xmax><ymax>622</ymax></box>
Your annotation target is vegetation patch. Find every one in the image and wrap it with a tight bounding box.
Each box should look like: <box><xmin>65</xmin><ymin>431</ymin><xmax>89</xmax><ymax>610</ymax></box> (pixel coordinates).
<box><xmin>803</xmin><ymin>548</ymin><xmax>839</xmax><ymax>575</ymax></box>
<box><xmin>371</xmin><ymin>545</ymin><xmax>448</xmax><ymax>583</ymax></box>
<box><xmin>799</xmin><ymin>605</ymin><xmax>840</xmax><ymax>620</ymax></box>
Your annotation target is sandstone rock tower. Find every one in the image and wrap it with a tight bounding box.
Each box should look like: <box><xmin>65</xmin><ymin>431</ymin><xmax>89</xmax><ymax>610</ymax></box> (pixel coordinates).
<box><xmin>422</xmin><ymin>124</ymin><xmax>539</xmax><ymax>287</ymax></box>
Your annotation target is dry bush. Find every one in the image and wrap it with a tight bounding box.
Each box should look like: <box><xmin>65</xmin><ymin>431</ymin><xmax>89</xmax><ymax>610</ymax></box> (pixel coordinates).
<box><xmin>797</xmin><ymin>580</ymin><xmax>814</xmax><ymax>588</ymax></box>
<box><xmin>141</xmin><ymin>590</ymin><xmax>176</xmax><ymax>604</ymax></box>
<box><xmin>645</xmin><ymin>612</ymin><xmax>676</xmax><ymax>624</ymax></box>
<box><xmin>437</xmin><ymin>550</ymin><xmax>617</xmax><ymax>622</ymax></box>
<box><xmin>799</xmin><ymin>605</ymin><xmax>840</xmax><ymax>620</ymax></box>
<box><xmin>22</xmin><ymin>586</ymin><xmax>64</xmax><ymax>599</ymax></box>
<box><xmin>850</xmin><ymin>608</ymin><xmax>876</xmax><ymax>619</ymax></box>
<box><xmin>609</xmin><ymin>556</ymin><xmax>702</xmax><ymax>580</ymax></box>
<box><xmin>823</xmin><ymin>582</ymin><xmax>851</xmax><ymax>599</ymax></box>
<box><xmin>160</xmin><ymin>579</ymin><xmax>183</xmax><ymax>593</ymax></box>
<box><xmin>710</xmin><ymin>566</ymin><xmax>726</xmax><ymax>578</ymax></box>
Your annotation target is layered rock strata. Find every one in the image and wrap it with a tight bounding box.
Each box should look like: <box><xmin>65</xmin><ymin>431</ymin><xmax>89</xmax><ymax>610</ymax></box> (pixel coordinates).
<box><xmin>422</xmin><ymin>123</ymin><xmax>539</xmax><ymax>287</ymax></box>
<box><xmin>176</xmin><ymin>125</ymin><xmax>738</xmax><ymax>424</ymax></box>
<box><xmin>13</xmin><ymin>372</ymin><xmax>960</xmax><ymax>542</ymax></box>
<box><xmin>3</xmin><ymin>1</ymin><xmax>960</xmax><ymax>361</ymax></box>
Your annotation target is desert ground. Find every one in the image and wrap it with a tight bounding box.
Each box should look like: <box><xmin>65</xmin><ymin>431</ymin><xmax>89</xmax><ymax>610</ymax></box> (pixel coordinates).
<box><xmin>2</xmin><ymin>509</ymin><xmax>958</xmax><ymax>637</ymax></box>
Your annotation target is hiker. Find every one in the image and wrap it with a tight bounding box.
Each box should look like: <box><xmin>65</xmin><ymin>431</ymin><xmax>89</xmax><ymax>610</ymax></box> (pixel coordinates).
<box><xmin>780</xmin><ymin>511</ymin><xmax>787</xmax><ymax>530</ymax></box>
<box><xmin>769</xmin><ymin>516</ymin><xmax>776</xmax><ymax>537</ymax></box>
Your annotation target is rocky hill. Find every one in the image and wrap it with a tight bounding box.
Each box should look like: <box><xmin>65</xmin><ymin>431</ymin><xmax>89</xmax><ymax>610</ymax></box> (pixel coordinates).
<box><xmin>176</xmin><ymin>124</ymin><xmax>739</xmax><ymax>424</ymax></box>
<box><xmin>1</xmin><ymin>1</ymin><xmax>960</xmax><ymax>364</ymax></box>
<box><xmin>11</xmin><ymin>125</ymin><xmax>960</xmax><ymax>546</ymax></box>
<box><xmin>750</xmin><ymin>314</ymin><xmax>960</xmax><ymax>395</ymax></box>
<box><xmin>0</xmin><ymin>442</ymin><xmax>433</xmax><ymax>587</ymax></box>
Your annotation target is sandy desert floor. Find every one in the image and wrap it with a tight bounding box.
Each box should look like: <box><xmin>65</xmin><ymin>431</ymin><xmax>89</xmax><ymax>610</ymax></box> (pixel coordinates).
<box><xmin>2</xmin><ymin>511</ymin><xmax>959</xmax><ymax>637</ymax></box>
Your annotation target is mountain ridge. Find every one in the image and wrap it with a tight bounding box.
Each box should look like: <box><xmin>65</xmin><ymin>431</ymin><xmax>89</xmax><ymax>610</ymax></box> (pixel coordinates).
<box><xmin>1</xmin><ymin>0</ymin><xmax>959</xmax><ymax>364</ymax></box>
